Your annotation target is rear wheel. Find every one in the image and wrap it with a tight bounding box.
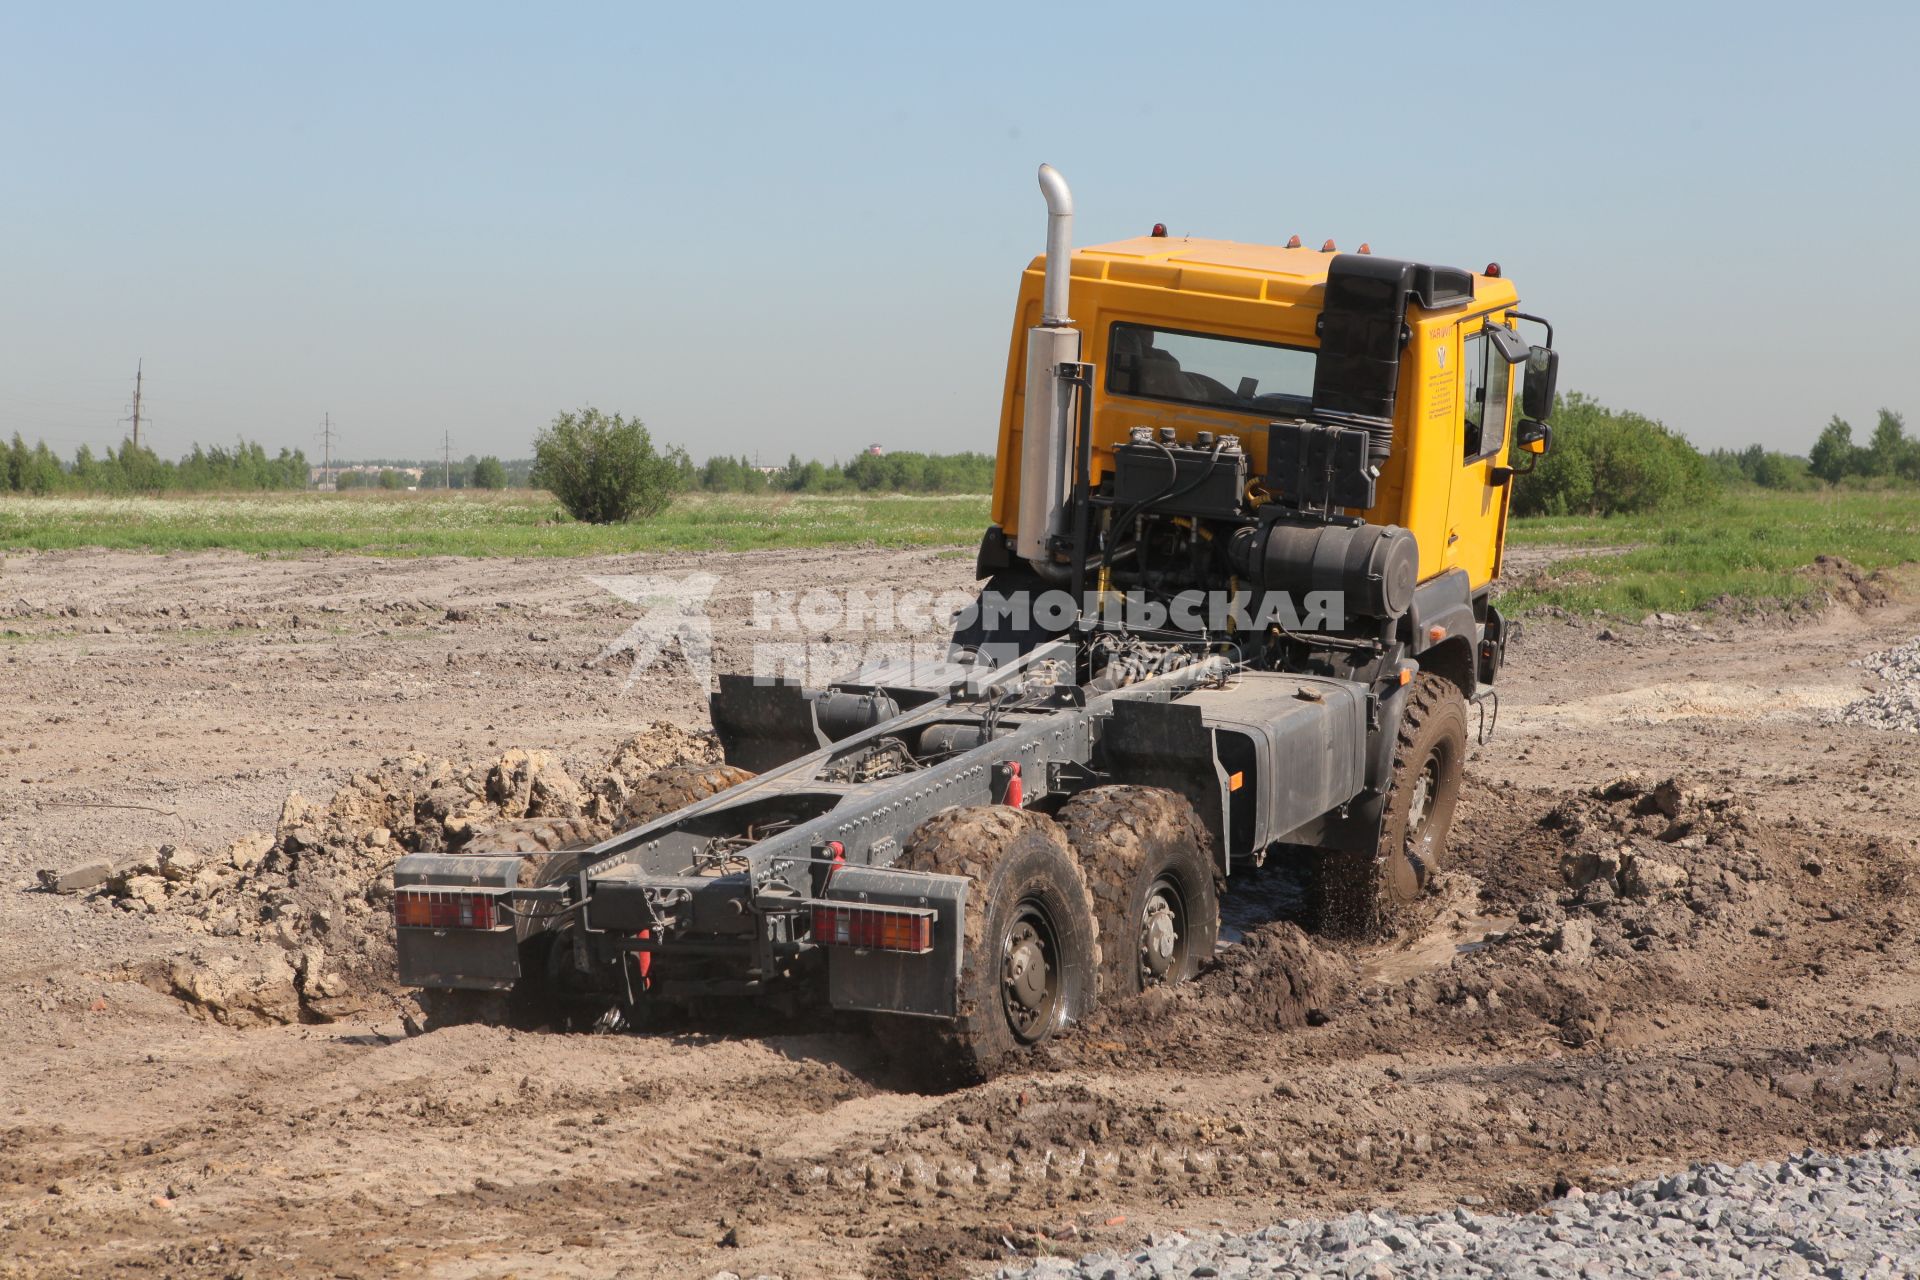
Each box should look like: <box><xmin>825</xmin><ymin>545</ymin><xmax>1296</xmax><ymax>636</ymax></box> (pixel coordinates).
<box><xmin>1059</xmin><ymin>786</ymin><xmax>1219</xmax><ymax>999</ymax></box>
<box><xmin>886</xmin><ymin>806</ymin><xmax>1098</xmax><ymax>1085</ymax></box>
<box><xmin>620</xmin><ymin>763</ymin><xmax>756</xmax><ymax>829</ymax></box>
<box><xmin>1305</xmin><ymin>672</ymin><xmax>1468</xmax><ymax>938</ymax></box>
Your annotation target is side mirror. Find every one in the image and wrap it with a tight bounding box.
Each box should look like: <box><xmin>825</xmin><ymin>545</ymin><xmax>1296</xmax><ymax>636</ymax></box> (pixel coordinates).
<box><xmin>1516</xmin><ymin>419</ymin><xmax>1552</xmax><ymax>456</ymax></box>
<box><xmin>1521</xmin><ymin>345</ymin><xmax>1559</xmax><ymax>422</ymax></box>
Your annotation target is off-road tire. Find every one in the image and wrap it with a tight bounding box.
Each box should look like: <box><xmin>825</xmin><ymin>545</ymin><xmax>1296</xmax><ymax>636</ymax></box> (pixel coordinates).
<box><xmin>1059</xmin><ymin>786</ymin><xmax>1220</xmax><ymax>1000</ymax></box>
<box><xmin>1305</xmin><ymin>672</ymin><xmax>1468</xmax><ymax>939</ymax></box>
<box><xmin>620</xmin><ymin>763</ymin><xmax>755</xmax><ymax>830</ymax></box>
<box><xmin>884</xmin><ymin>806</ymin><xmax>1099</xmax><ymax>1086</ymax></box>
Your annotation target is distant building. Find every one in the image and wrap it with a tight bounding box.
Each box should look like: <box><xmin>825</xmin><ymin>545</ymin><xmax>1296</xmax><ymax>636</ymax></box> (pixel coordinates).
<box><xmin>866</xmin><ymin>443</ymin><xmax>885</xmax><ymax>456</ymax></box>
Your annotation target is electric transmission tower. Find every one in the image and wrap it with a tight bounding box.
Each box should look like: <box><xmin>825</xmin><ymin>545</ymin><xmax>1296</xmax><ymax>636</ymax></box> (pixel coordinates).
<box><xmin>125</xmin><ymin>359</ymin><xmax>145</xmax><ymax>449</ymax></box>
<box><xmin>318</xmin><ymin>413</ymin><xmax>337</xmax><ymax>488</ymax></box>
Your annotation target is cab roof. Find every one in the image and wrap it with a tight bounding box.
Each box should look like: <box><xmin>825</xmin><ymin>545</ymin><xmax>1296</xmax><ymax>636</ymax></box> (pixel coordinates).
<box><xmin>1035</xmin><ymin>236</ymin><xmax>1514</xmax><ymax>309</ymax></box>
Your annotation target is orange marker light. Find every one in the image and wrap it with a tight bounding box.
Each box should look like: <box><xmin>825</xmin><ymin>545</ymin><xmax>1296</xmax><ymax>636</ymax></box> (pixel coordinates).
<box><xmin>1485</xmin><ymin>262</ymin><xmax>1502</xmax><ymax>277</ymax></box>
<box><xmin>1285</xmin><ymin>234</ymin><xmax>1301</xmax><ymax>248</ymax></box>
<box><xmin>1320</xmin><ymin>239</ymin><xmax>1337</xmax><ymax>252</ymax></box>
<box><xmin>1428</xmin><ymin>624</ymin><xmax>1447</xmax><ymax>642</ymax></box>
<box><xmin>1229</xmin><ymin>771</ymin><xmax>1245</xmax><ymax>792</ymax></box>
<box><xmin>1398</xmin><ymin>668</ymin><xmax>1413</xmax><ymax>686</ymax></box>
<box><xmin>1357</xmin><ymin>242</ymin><xmax>1372</xmax><ymax>255</ymax></box>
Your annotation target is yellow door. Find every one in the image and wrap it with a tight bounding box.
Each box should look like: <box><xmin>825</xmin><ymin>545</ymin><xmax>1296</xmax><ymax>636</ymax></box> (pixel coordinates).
<box><xmin>1446</xmin><ymin>319</ymin><xmax>1516</xmax><ymax>592</ymax></box>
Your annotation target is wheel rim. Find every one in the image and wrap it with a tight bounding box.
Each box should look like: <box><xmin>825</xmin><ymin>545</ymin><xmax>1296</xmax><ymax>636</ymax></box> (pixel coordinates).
<box><xmin>1138</xmin><ymin>874</ymin><xmax>1189</xmax><ymax>988</ymax></box>
<box><xmin>1387</xmin><ymin>749</ymin><xmax>1448</xmax><ymax>901</ymax></box>
<box><xmin>1000</xmin><ymin>900</ymin><xmax>1062</xmax><ymax>1044</ymax></box>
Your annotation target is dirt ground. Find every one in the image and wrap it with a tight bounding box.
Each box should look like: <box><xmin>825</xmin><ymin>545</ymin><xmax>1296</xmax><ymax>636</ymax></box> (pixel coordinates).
<box><xmin>2</xmin><ymin>545</ymin><xmax>1918</xmax><ymax>1279</ymax></box>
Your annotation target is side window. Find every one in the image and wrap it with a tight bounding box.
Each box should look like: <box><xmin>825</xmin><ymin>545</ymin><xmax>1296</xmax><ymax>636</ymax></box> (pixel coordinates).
<box><xmin>1462</xmin><ymin>330</ymin><xmax>1512</xmax><ymax>462</ymax></box>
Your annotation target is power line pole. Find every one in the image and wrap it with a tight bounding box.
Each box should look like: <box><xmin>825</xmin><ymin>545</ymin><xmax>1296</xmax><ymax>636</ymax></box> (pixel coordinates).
<box><xmin>130</xmin><ymin>359</ymin><xmax>144</xmax><ymax>450</ymax></box>
<box><xmin>319</xmin><ymin>413</ymin><xmax>336</xmax><ymax>488</ymax></box>
<box><xmin>442</xmin><ymin>430</ymin><xmax>452</xmax><ymax>490</ymax></box>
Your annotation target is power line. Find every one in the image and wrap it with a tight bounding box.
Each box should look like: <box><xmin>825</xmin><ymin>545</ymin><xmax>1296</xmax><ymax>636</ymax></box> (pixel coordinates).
<box><xmin>442</xmin><ymin>429</ymin><xmax>452</xmax><ymax>490</ymax></box>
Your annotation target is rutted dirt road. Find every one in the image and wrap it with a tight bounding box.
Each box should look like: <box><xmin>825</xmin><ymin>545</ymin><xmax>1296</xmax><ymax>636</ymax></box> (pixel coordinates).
<box><xmin>1</xmin><ymin>547</ymin><xmax>1917</xmax><ymax>1279</ymax></box>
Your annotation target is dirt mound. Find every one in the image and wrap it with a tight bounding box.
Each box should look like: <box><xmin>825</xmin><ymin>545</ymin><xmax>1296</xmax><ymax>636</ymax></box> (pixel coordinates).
<box><xmin>1038</xmin><ymin>922</ymin><xmax>1352</xmax><ymax>1073</ymax></box>
<box><xmin>1799</xmin><ymin>554</ymin><xmax>1894</xmax><ymax>611</ymax></box>
<box><xmin>1333</xmin><ymin>769</ymin><xmax>1916</xmax><ymax>1061</ymax></box>
<box><xmin>91</xmin><ymin>723</ymin><xmax>721</xmax><ymax>1024</ymax></box>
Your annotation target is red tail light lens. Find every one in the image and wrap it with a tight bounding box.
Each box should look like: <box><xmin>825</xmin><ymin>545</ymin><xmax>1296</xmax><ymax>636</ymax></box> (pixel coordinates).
<box><xmin>395</xmin><ymin>889</ymin><xmax>500</xmax><ymax>930</ymax></box>
<box><xmin>811</xmin><ymin>904</ymin><xmax>934</xmax><ymax>954</ymax></box>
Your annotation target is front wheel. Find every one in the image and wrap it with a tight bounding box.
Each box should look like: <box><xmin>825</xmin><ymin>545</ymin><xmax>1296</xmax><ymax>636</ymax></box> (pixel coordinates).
<box><xmin>1305</xmin><ymin>672</ymin><xmax>1468</xmax><ymax>939</ymax></box>
<box><xmin>884</xmin><ymin>806</ymin><xmax>1098</xmax><ymax>1085</ymax></box>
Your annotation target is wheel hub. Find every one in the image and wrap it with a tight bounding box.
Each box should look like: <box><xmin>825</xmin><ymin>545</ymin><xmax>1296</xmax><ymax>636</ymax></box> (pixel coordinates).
<box><xmin>1002</xmin><ymin>917</ymin><xmax>1055</xmax><ymax>1038</ymax></box>
<box><xmin>1387</xmin><ymin>754</ymin><xmax>1444</xmax><ymax>901</ymax></box>
<box><xmin>1141</xmin><ymin>895</ymin><xmax>1178</xmax><ymax>981</ymax></box>
<box><xmin>1406</xmin><ymin>761</ymin><xmax>1435</xmax><ymax>838</ymax></box>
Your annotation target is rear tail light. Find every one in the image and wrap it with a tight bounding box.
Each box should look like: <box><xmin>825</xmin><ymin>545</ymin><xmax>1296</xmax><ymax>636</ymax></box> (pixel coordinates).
<box><xmin>395</xmin><ymin>889</ymin><xmax>501</xmax><ymax>930</ymax></box>
<box><xmin>811</xmin><ymin>903</ymin><xmax>934</xmax><ymax>954</ymax></box>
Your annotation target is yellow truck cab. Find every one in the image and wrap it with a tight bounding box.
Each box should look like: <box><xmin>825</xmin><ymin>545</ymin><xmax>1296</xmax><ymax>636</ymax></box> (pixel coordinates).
<box><xmin>972</xmin><ymin>178</ymin><xmax>1558</xmax><ymax>706</ymax></box>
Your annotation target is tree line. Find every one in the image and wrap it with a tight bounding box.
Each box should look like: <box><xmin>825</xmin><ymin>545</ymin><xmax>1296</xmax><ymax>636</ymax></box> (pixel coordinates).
<box><xmin>685</xmin><ymin>449</ymin><xmax>995</xmax><ymax>494</ymax></box>
<box><xmin>8</xmin><ymin>401</ymin><xmax>1908</xmax><ymax>521</ymax></box>
<box><xmin>2</xmin><ymin>435</ymin><xmax>310</xmax><ymax>495</ymax></box>
<box><xmin>1511</xmin><ymin>398</ymin><xmax>1914</xmax><ymax>517</ymax></box>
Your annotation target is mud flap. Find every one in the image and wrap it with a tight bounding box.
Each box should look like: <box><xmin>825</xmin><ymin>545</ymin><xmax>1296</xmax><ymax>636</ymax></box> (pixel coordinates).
<box><xmin>393</xmin><ymin>854</ymin><xmax>525</xmax><ymax>991</ymax></box>
<box><xmin>710</xmin><ymin>675</ymin><xmax>827</xmax><ymax>772</ymax></box>
<box><xmin>821</xmin><ymin>866</ymin><xmax>969</xmax><ymax>1018</ymax></box>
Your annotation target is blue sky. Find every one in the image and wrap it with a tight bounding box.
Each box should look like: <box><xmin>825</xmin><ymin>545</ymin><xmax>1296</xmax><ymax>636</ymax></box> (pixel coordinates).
<box><xmin>2</xmin><ymin>1</ymin><xmax>1914</xmax><ymax>464</ymax></box>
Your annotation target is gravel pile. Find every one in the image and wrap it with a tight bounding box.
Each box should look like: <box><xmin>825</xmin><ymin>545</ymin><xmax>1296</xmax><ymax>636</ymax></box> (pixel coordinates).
<box><xmin>1831</xmin><ymin>636</ymin><xmax>1920</xmax><ymax>734</ymax></box>
<box><xmin>999</xmin><ymin>1148</ymin><xmax>1920</xmax><ymax>1279</ymax></box>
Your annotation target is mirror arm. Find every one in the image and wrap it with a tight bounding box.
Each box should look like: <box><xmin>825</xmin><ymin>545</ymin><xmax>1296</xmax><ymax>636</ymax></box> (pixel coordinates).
<box><xmin>1512</xmin><ymin>311</ymin><xmax>1554</xmax><ymax>348</ymax></box>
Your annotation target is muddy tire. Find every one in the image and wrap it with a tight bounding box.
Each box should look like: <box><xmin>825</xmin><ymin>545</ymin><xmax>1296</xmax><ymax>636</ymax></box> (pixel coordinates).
<box><xmin>1059</xmin><ymin>786</ymin><xmax>1219</xmax><ymax>1000</ymax></box>
<box><xmin>621</xmin><ymin>763</ymin><xmax>755</xmax><ymax>829</ymax></box>
<box><xmin>885</xmin><ymin>806</ymin><xmax>1098</xmax><ymax>1086</ymax></box>
<box><xmin>1305</xmin><ymin>672</ymin><xmax>1468</xmax><ymax>939</ymax></box>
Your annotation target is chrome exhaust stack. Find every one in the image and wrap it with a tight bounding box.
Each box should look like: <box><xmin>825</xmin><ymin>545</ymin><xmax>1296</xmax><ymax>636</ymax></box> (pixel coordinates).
<box><xmin>1016</xmin><ymin>163</ymin><xmax>1083</xmax><ymax>575</ymax></box>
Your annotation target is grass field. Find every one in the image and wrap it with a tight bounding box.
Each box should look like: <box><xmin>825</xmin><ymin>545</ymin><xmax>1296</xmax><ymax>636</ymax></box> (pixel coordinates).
<box><xmin>0</xmin><ymin>490</ymin><xmax>989</xmax><ymax>557</ymax></box>
<box><xmin>2</xmin><ymin>487</ymin><xmax>1915</xmax><ymax>617</ymax></box>
<box><xmin>1500</xmin><ymin>489</ymin><xmax>1920</xmax><ymax>615</ymax></box>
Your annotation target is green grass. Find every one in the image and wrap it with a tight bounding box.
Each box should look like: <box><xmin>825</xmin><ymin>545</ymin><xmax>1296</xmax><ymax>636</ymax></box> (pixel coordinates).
<box><xmin>0</xmin><ymin>489</ymin><xmax>991</xmax><ymax>557</ymax></box>
<box><xmin>1500</xmin><ymin>489</ymin><xmax>1920</xmax><ymax>616</ymax></box>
